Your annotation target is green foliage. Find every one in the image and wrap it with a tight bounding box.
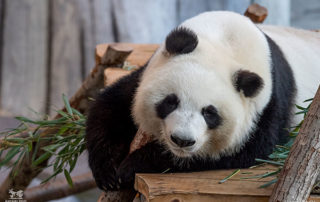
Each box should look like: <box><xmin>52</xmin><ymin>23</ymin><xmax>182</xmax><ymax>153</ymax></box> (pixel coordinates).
<box><xmin>0</xmin><ymin>94</ymin><xmax>86</xmax><ymax>185</ymax></box>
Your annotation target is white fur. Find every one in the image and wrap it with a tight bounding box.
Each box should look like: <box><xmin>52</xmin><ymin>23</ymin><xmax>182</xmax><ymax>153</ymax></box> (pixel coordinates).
<box><xmin>260</xmin><ymin>25</ymin><xmax>320</xmax><ymax>124</ymax></box>
<box><xmin>132</xmin><ymin>11</ymin><xmax>320</xmax><ymax>159</ymax></box>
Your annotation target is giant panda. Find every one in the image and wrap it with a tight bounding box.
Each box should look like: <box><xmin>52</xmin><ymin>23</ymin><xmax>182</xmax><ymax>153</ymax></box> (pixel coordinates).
<box><xmin>85</xmin><ymin>11</ymin><xmax>320</xmax><ymax>191</ymax></box>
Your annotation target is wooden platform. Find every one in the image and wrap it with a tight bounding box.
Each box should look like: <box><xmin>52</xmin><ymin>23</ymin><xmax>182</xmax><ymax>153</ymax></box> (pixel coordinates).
<box><xmin>134</xmin><ymin>165</ymin><xmax>320</xmax><ymax>202</ymax></box>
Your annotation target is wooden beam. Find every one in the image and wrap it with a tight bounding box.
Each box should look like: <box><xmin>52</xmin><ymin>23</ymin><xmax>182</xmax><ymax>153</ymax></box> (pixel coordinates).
<box><xmin>24</xmin><ymin>172</ymin><xmax>96</xmax><ymax>201</ymax></box>
<box><xmin>269</xmin><ymin>85</ymin><xmax>320</xmax><ymax>202</ymax></box>
<box><xmin>134</xmin><ymin>165</ymin><xmax>320</xmax><ymax>202</ymax></box>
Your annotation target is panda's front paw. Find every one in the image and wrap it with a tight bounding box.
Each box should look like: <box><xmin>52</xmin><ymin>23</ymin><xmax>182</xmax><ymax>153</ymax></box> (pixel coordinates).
<box><xmin>116</xmin><ymin>157</ymin><xmax>136</xmax><ymax>189</ymax></box>
<box><xmin>92</xmin><ymin>163</ymin><xmax>121</xmax><ymax>191</ymax></box>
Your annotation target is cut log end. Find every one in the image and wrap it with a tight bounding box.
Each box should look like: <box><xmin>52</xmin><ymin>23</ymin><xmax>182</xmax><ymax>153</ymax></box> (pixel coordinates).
<box><xmin>101</xmin><ymin>44</ymin><xmax>133</xmax><ymax>66</ymax></box>
<box><xmin>244</xmin><ymin>3</ymin><xmax>268</xmax><ymax>23</ymax></box>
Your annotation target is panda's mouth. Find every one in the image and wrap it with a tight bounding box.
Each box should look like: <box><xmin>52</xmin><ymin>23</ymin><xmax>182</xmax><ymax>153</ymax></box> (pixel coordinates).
<box><xmin>167</xmin><ymin>142</ymin><xmax>196</xmax><ymax>157</ymax></box>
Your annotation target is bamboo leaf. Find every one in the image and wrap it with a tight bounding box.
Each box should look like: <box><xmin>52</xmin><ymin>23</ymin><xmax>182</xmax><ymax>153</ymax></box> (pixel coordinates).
<box><xmin>259</xmin><ymin>178</ymin><xmax>277</xmax><ymax>188</ymax></box>
<box><xmin>255</xmin><ymin>158</ymin><xmax>284</xmax><ymax>166</ymax></box>
<box><xmin>69</xmin><ymin>154</ymin><xmax>78</xmax><ymax>173</ymax></box>
<box><xmin>33</xmin><ymin>152</ymin><xmax>51</xmax><ymax>166</ymax></box>
<box><xmin>0</xmin><ymin>147</ymin><xmax>20</xmax><ymax>167</ymax></box>
<box><xmin>63</xmin><ymin>94</ymin><xmax>73</xmax><ymax>116</ymax></box>
<box><xmin>41</xmin><ymin>168</ymin><xmax>62</xmax><ymax>184</ymax></box>
<box><xmin>64</xmin><ymin>169</ymin><xmax>73</xmax><ymax>187</ymax></box>
<box><xmin>219</xmin><ymin>169</ymin><xmax>240</xmax><ymax>184</ymax></box>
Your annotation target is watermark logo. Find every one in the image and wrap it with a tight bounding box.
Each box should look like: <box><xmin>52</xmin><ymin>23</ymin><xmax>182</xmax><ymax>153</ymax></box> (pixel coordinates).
<box><xmin>5</xmin><ymin>189</ymin><xmax>27</xmax><ymax>202</ymax></box>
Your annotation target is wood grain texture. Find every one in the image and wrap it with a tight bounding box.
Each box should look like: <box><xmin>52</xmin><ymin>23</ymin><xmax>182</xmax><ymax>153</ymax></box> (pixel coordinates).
<box><xmin>77</xmin><ymin>0</ymin><xmax>114</xmax><ymax>76</ymax></box>
<box><xmin>270</xmin><ymin>86</ymin><xmax>320</xmax><ymax>202</ymax></box>
<box><xmin>76</xmin><ymin>0</ymin><xmax>95</xmax><ymax>80</ymax></box>
<box><xmin>112</xmin><ymin>0</ymin><xmax>177</xmax><ymax>43</ymax></box>
<box><xmin>49</xmin><ymin>0</ymin><xmax>82</xmax><ymax>115</ymax></box>
<box><xmin>96</xmin><ymin>43</ymin><xmax>159</xmax><ymax>67</ymax></box>
<box><xmin>135</xmin><ymin>165</ymin><xmax>320</xmax><ymax>202</ymax></box>
<box><xmin>1</xmin><ymin>0</ymin><xmax>48</xmax><ymax>117</ymax></box>
<box><xmin>244</xmin><ymin>3</ymin><xmax>268</xmax><ymax>23</ymax></box>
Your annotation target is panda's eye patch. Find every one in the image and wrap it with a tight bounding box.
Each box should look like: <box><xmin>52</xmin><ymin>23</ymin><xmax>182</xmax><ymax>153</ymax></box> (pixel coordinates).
<box><xmin>201</xmin><ymin>105</ymin><xmax>221</xmax><ymax>129</ymax></box>
<box><xmin>156</xmin><ymin>94</ymin><xmax>179</xmax><ymax>119</ymax></box>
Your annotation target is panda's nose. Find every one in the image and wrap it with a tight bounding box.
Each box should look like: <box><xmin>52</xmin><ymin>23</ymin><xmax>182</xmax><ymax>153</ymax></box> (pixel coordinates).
<box><xmin>170</xmin><ymin>134</ymin><xmax>195</xmax><ymax>147</ymax></box>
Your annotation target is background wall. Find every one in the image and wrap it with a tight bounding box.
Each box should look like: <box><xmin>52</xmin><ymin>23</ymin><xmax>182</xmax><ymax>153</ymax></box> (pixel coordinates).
<box><xmin>0</xmin><ymin>0</ymin><xmax>319</xmax><ymax>118</ymax></box>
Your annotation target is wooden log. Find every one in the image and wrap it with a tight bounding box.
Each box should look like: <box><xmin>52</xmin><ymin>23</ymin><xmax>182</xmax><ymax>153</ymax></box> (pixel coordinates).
<box><xmin>1</xmin><ymin>0</ymin><xmax>48</xmax><ymax>117</ymax></box>
<box><xmin>101</xmin><ymin>44</ymin><xmax>133</xmax><ymax>66</ymax></box>
<box><xmin>96</xmin><ymin>43</ymin><xmax>159</xmax><ymax>67</ymax></box>
<box><xmin>134</xmin><ymin>165</ymin><xmax>320</xmax><ymax>202</ymax></box>
<box><xmin>269</xmin><ymin>85</ymin><xmax>320</xmax><ymax>202</ymax></box>
<box><xmin>24</xmin><ymin>172</ymin><xmax>96</xmax><ymax>201</ymax></box>
<box><xmin>98</xmin><ymin>189</ymin><xmax>137</xmax><ymax>202</ymax></box>
<box><xmin>244</xmin><ymin>3</ymin><xmax>268</xmax><ymax>23</ymax></box>
<box><xmin>104</xmin><ymin>68</ymin><xmax>131</xmax><ymax>86</ymax></box>
<box><xmin>0</xmin><ymin>44</ymin><xmax>132</xmax><ymax>202</ymax></box>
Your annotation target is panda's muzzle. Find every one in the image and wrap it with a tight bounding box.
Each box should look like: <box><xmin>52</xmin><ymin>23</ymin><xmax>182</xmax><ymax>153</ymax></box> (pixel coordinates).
<box><xmin>170</xmin><ymin>134</ymin><xmax>195</xmax><ymax>148</ymax></box>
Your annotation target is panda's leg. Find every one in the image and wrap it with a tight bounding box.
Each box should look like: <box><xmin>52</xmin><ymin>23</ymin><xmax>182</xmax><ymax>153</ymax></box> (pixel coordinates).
<box><xmin>85</xmin><ymin>67</ymin><xmax>145</xmax><ymax>191</ymax></box>
<box><xmin>117</xmin><ymin>141</ymin><xmax>174</xmax><ymax>188</ymax></box>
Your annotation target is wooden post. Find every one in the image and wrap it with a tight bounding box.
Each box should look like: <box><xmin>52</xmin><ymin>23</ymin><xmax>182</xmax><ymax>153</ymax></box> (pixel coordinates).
<box><xmin>24</xmin><ymin>172</ymin><xmax>96</xmax><ymax>201</ymax></box>
<box><xmin>244</xmin><ymin>3</ymin><xmax>268</xmax><ymax>23</ymax></box>
<box><xmin>269</xmin><ymin>85</ymin><xmax>320</xmax><ymax>202</ymax></box>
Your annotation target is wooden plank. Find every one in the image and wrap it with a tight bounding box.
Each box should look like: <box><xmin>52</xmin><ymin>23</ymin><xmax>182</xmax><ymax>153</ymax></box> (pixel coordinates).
<box><xmin>1</xmin><ymin>0</ymin><xmax>48</xmax><ymax>117</ymax></box>
<box><xmin>96</xmin><ymin>43</ymin><xmax>159</xmax><ymax>67</ymax></box>
<box><xmin>113</xmin><ymin>0</ymin><xmax>177</xmax><ymax>43</ymax></box>
<box><xmin>104</xmin><ymin>68</ymin><xmax>131</xmax><ymax>86</ymax></box>
<box><xmin>135</xmin><ymin>165</ymin><xmax>320</xmax><ymax>202</ymax></box>
<box><xmin>49</xmin><ymin>0</ymin><xmax>82</xmax><ymax>115</ymax></box>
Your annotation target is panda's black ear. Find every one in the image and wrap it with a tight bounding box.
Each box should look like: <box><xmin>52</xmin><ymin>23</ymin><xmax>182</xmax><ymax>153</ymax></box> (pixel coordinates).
<box><xmin>165</xmin><ymin>27</ymin><xmax>198</xmax><ymax>55</ymax></box>
<box><xmin>233</xmin><ymin>70</ymin><xmax>264</xmax><ymax>97</ymax></box>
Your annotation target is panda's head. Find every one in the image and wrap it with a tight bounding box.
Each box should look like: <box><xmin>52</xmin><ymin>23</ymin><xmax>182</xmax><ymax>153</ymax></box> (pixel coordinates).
<box><xmin>133</xmin><ymin>11</ymin><xmax>272</xmax><ymax>159</ymax></box>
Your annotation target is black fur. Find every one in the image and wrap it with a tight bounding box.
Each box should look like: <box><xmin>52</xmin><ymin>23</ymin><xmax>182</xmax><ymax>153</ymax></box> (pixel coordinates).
<box><xmin>85</xmin><ymin>33</ymin><xmax>296</xmax><ymax>191</ymax></box>
<box><xmin>201</xmin><ymin>105</ymin><xmax>222</xmax><ymax>129</ymax></box>
<box><xmin>156</xmin><ymin>93</ymin><xmax>180</xmax><ymax>119</ymax></box>
<box><xmin>165</xmin><ymin>27</ymin><xmax>198</xmax><ymax>55</ymax></box>
<box><xmin>234</xmin><ymin>70</ymin><xmax>264</xmax><ymax>97</ymax></box>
